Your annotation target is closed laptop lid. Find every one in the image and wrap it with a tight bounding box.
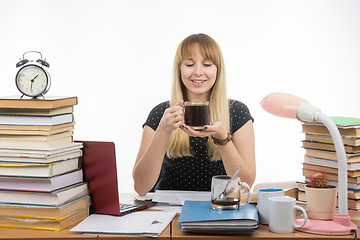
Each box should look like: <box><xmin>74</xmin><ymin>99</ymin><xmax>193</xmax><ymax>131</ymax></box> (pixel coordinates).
<box><xmin>75</xmin><ymin>140</ymin><xmax>121</xmax><ymax>215</ymax></box>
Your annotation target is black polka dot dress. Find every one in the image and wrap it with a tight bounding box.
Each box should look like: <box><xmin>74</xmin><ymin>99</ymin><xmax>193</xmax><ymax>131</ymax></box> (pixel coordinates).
<box><xmin>143</xmin><ymin>100</ymin><xmax>254</xmax><ymax>191</ymax></box>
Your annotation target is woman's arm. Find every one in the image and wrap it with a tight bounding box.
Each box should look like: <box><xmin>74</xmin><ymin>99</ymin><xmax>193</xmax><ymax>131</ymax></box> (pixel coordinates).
<box><xmin>216</xmin><ymin>120</ymin><xmax>256</xmax><ymax>188</ymax></box>
<box><xmin>133</xmin><ymin>126</ymin><xmax>170</xmax><ymax>196</ymax></box>
<box><xmin>132</xmin><ymin>101</ymin><xmax>184</xmax><ymax>196</ymax></box>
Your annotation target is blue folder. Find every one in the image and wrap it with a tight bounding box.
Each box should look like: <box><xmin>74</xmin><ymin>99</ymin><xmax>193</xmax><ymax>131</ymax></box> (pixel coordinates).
<box><xmin>178</xmin><ymin>201</ymin><xmax>259</xmax><ymax>233</ymax></box>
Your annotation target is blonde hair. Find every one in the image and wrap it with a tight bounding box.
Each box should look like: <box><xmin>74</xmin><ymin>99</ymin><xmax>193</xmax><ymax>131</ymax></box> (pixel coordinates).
<box><xmin>167</xmin><ymin>33</ymin><xmax>230</xmax><ymax>161</ymax></box>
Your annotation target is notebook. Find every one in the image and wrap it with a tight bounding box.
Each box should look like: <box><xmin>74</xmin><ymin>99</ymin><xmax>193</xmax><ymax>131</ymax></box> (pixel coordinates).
<box><xmin>75</xmin><ymin>140</ymin><xmax>155</xmax><ymax>216</ymax></box>
<box><xmin>178</xmin><ymin>201</ymin><xmax>259</xmax><ymax>233</ymax></box>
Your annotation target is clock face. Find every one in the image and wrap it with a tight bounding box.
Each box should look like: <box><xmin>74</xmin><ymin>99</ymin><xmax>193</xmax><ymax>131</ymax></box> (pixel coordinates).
<box><xmin>15</xmin><ymin>64</ymin><xmax>49</xmax><ymax>97</ymax></box>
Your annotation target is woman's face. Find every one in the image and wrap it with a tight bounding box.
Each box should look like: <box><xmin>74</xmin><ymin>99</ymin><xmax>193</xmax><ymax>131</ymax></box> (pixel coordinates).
<box><xmin>180</xmin><ymin>44</ymin><xmax>217</xmax><ymax>101</ymax></box>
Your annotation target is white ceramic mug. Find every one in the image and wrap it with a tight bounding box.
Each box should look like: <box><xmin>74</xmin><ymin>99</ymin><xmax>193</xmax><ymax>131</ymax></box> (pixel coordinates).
<box><xmin>257</xmin><ymin>188</ymin><xmax>284</xmax><ymax>225</ymax></box>
<box><xmin>268</xmin><ymin>196</ymin><xmax>308</xmax><ymax>233</ymax></box>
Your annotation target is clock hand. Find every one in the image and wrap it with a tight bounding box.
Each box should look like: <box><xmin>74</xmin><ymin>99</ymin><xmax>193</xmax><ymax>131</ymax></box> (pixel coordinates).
<box><xmin>30</xmin><ymin>74</ymin><xmax>39</xmax><ymax>82</ymax></box>
<box><xmin>30</xmin><ymin>74</ymin><xmax>38</xmax><ymax>92</ymax></box>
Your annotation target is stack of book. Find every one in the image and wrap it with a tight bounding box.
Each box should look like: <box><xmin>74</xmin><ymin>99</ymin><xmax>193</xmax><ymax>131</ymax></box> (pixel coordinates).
<box><xmin>297</xmin><ymin>116</ymin><xmax>360</xmax><ymax>225</ymax></box>
<box><xmin>0</xmin><ymin>96</ymin><xmax>90</xmax><ymax>231</ymax></box>
<box><xmin>178</xmin><ymin>201</ymin><xmax>259</xmax><ymax>234</ymax></box>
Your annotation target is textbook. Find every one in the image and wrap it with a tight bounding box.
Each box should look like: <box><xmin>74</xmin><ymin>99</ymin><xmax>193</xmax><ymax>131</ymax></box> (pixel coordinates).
<box><xmin>0</xmin><ymin>142</ymin><xmax>82</xmax><ymax>157</ymax></box>
<box><xmin>0</xmin><ymin>113</ymin><xmax>74</xmax><ymax>126</ymax></box>
<box><xmin>0</xmin><ymin>125</ymin><xmax>74</xmax><ymax>136</ymax></box>
<box><xmin>302</xmin><ymin>140</ymin><xmax>360</xmax><ymax>154</ymax></box>
<box><xmin>302</xmin><ymin>168</ymin><xmax>360</xmax><ymax>184</ymax></box>
<box><xmin>305</xmin><ymin>148</ymin><xmax>360</xmax><ymax>163</ymax></box>
<box><xmin>0</xmin><ymin>148</ymin><xmax>82</xmax><ymax>163</ymax></box>
<box><xmin>0</xmin><ymin>96</ymin><xmax>77</xmax><ymax>109</ymax></box>
<box><xmin>0</xmin><ymin>169</ymin><xmax>83</xmax><ymax>192</ymax></box>
<box><xmin>0</xmin><ymin>157</ymin><xmax>80</xmax><ymax>177</ymax></box>
<box><xmin>302</xmin><ymin>178</ymin><xmax>360</xmax><ymax>191</ymax></box>
<box><xmin>304</xmin><ymin>156</ymin><xmax>360</xmax><ymax>170</ymax></box>
<box><xmin>0</xmin><ymin>106</ymin><xmax>73</xmax><ymax>116</ymax></box>
<box><xmin>305</xmin><ymin>133</ymin><xmax>360</xmax><ymax>146</ymax></box>
<box><xmin>0</xmin><ymin>130</ymin><xmax>73</xmax><ymax>140</ymax></box>
<box><xmin>0</xmin><ymin>135</ymin><xmax>73</xmax><ymax>148</ymax></box>
<box><xmin>302</xmin><ymin>162</ymin><xmax>360</xmax><ymax>177</ymax></box>
<box><xmin>302</xmin><ymin>116</ymin><xmax>360</xmax><ymax>136</ymax></box>
<box><xmin>178</xmin><ymin>201</ymin><xmax>258</xmax><ymax>233</ymax></box>
<box><xmin>0</xmin><ymin>207</ymin><xmax>89</xmax><ymax>231</ymax></box>
<box><xmin>302</xmin><ymin>124</ymin><xmax>360</xmax><ymax>137</ymax></box>
<box><xmin>0</xmin><ymin>121</ymin><xmax>75</xmax><ymax>132</ymax></box>
<box><xmin>0</xmin><ymin>195</ymin><xmax>90</xmax><ymax>219</ymax></box>
<box><xmin>0</xmin><ymin>182</ymin><xmax>88</xmax><ymax>206</ymax></box>
<box><xmin>303</xmin><ymin>116</ymin><xmax>360</xmax><ymax>128</ymax></box>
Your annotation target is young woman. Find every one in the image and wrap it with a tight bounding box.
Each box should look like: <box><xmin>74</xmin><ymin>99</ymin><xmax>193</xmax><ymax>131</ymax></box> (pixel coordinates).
<box><xmin>133</xmin><ymin>33</ymin><xmax>255</xmax><ymax>196</ymax></box>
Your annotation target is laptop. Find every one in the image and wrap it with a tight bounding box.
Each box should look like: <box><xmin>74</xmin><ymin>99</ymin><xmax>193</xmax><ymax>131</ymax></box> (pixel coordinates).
<box><xmin>75</xmin><ymin>140</ymin><xmax>155</xmax><ymax>216</ymax></box>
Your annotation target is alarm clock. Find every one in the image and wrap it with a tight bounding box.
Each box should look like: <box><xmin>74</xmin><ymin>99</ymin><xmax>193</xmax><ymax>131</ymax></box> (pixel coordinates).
<box><xmin>15</xmin><ymin>51</ymin><xmax>51</xmax><ymax>98</ymax></box>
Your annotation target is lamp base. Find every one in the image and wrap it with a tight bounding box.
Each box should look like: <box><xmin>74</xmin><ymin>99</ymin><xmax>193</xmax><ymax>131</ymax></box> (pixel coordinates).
<box><xmin>296</xmin><ymin>215</ymin><xmax>357</xmax><ymax>235</ymax></box>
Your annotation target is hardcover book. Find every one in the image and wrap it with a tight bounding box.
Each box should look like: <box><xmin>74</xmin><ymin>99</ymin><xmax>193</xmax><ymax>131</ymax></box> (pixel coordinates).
<box><xmin>0</xmin><ymin>182</ymin><xmax>88</xmax><ymax>206</ymax></box>
<box><xmin>0</xmin><ymin>96</ymin><xmax>77</xmax><ymax>109</ymax></box>
<box><xmin>0</xmin><ymin>195</ymin><xmax>90</xmax><ymax>219</ymax></box>
<box><xmin>0</xmin><ymin>169</ymin><xmax>83</xmax><ymax>192</ymax></box>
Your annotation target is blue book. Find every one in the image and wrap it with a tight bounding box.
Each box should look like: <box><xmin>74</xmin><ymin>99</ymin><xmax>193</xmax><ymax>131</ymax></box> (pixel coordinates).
<box><xmin>178</xmin><ymin>201</ymin><xmax>259</xmax><ymax>233</ymax></box>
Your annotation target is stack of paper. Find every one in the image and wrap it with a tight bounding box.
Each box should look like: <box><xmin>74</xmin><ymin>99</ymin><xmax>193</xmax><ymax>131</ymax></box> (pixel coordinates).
<box><xmin>71</xmin><ymin>211</ymin><xmax>176</xmax><ymax>237</ymax></box>
<box><xmin>150</xmin><ymin>190</ymin><xmax>211</xmax><ymax>213</ymax></box>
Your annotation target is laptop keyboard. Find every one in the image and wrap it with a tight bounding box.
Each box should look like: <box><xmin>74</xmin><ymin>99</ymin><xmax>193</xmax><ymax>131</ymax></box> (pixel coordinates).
<box><xmin>120</xmin><ymin>203</ymin><xmax>139</xmax><ymax>211</ymax></box>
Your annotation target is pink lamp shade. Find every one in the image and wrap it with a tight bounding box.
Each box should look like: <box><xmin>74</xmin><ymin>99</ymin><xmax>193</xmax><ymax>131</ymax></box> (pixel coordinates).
<box><xmin>260</xmin><ymin>92</ymin><xmax>307</xmax><ymax>120</ymax></box>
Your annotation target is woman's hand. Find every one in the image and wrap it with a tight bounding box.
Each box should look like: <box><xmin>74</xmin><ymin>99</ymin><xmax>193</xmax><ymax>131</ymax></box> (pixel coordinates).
<box><xmin>180</xmin><ymin>121</ymin><xmax>228</xmax><ymax>140</ymax></box>
<box><xmin>158</xmin><ymin>100</ymin><xmax>184</xmax><ymax>134</ymax></box>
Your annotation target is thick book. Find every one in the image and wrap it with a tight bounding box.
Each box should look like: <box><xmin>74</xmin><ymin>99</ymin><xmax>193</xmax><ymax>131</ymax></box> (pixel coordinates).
<box><xmin>0</xmin><ymin>96</ymin><xmax>77</xmax><ymax>109</ymax></box>
<box><xmin>0</xmin><ymin>182</ymin><xmax>88</xmax><ymax>206</ymax></box>
<box><xmin>303</xmin><ymin>178</ymin><xmax>360</xmax><ymax>191</ymax></box>
<box><xmin>0</xmin><ymin>135</ymin><xmax>73</xmax><ymax>148</ymax></box>
<box><xmin>0</xmin><ymin>169</ymin><xmax>83</xmax><ymax>192</ymax></box>
<box><xmin>302</xmin><ymin>162</ymin><xmax>360</xmax><ymax>177</ymax></box>
<box><xmin>0</xmin><ymin>106</ymin><xmax>73</xmax><ymax>116</ymax></box>
<box><xmin>178</xmin><ymin>201</ymin><xmax>258</xmax><ymax>233</ymax></box>
<box><xmin>304</xmin><ymin>156</ymin><xmax>360</xmax><ymax>170</ymax></box>
<box><xmin>302</xmin><ymin>168</ymin><xmax>360</xmax><ymax>184</ymax></box>
<box><xmin>305</xmin><ymin>133</ymin><xmax>360</xmax><ymax>146</ymax></box>
<box><xmin>302</xmin><ymin>124</ymin><xmax>360</xmax><ymax>137</ymax></box>
<box><xmin>0</xmin><ymin>125</ymin><xmax>74</xmax><ymax>136</ymax></box>
<box><xmin>302</xmin><ymin>116</ymin><xmax>360</xmax><ymax>136</ymax></box>
<box><xmin>0</xmin><ymin>130</ymin><xmax>73</xmax><ymax>140</ymax></box>
<box><xmin>0</xmin><ymin>121</ymin><xmax>75</xmax><ymax>131</ymax></box>
<box><xmin>0</xmin><ymin>148</ymin><xmax>82</xmax><ymax>163</ymax></box>
<box><xmin>0</xmin><ymin>113</ymin><xmax>74</xmax><ymax>126</ymax></box>
<box><xmin>0</xmin><ymin>207</ymin><xmax>89</xmax><ymax>231</ymax></box>
<box><xmin>0</xmin><ymin>195</ymin><xmax>90</xmax><ymax>219</ymax></box>
<box><xmin>305</xmin><ymin>148</ymin><xmax>360</xmax><ymax>163</ymax></box>
<box><xmin>0</xmin><ymin>157</ymin><xmax>80</xmax><ymax>177</ymax></box>
<box><xmin>302</xmin><ymin>140</ymin><xmax>360</xmax><ymax>154</ymax></box>
<box><xmin>0</xmin><ymin>142</ymin><xmax>82</xmax><ymax>156</ymax></box>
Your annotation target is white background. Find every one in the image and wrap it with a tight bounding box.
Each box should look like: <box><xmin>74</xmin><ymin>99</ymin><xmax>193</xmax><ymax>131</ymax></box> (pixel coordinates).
<box><xmin>1</xmin><ymin>0</ymin><xmax>359</xmax><ymax>193</ymax></box>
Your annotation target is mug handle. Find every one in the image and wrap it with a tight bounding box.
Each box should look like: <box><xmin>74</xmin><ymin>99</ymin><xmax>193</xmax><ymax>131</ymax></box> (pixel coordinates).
<box><xmin>293</xmin><ymin>205</ymin><xmax>308</xmax><ymax>228</ymax></box>
<box><xmin>239</xmin><ymin>182</ymin><xmax>251</xmax><ymax>206</ymax></box>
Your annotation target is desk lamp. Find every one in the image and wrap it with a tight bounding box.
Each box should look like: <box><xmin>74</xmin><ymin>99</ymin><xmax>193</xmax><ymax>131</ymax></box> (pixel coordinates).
<box><xmin>260</xmin><ymin>92</ymin><xmax>357</xmax><ymax>235</ymax></box>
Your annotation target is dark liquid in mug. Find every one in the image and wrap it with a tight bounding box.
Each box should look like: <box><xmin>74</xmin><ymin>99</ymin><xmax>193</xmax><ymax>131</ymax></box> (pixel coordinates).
<box><xmin>211</xmin><ymin>198</ymin><xmax>240</xmax><ymax>206</ymax></box>
<box><xmin>184</xmin><ymin>104</ymin><xmax>210</xmax><ymax>128</ymax></box>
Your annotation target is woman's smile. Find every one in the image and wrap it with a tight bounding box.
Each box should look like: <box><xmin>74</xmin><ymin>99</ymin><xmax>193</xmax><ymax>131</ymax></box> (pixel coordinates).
<box><xmin>191</xmin><ymin>78</ymin><xmax>207</xmax><ymax>86</ymax></box>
